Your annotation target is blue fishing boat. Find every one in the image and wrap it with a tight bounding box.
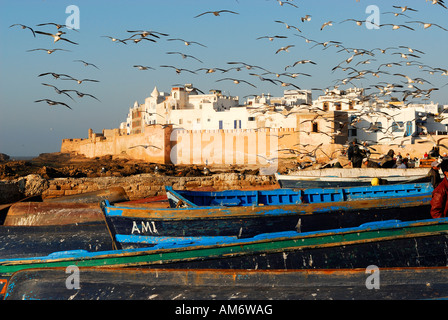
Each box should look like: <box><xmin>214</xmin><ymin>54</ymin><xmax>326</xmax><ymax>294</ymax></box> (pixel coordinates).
<box><xmin>101</xmin><ymin>183</ymin><xmax>433</xmax><ymax>247</ymax></box>
<box><xmin>0</xmin><ymin>218</ymin><xmax>447</xmax><ymax>277</ymax></box>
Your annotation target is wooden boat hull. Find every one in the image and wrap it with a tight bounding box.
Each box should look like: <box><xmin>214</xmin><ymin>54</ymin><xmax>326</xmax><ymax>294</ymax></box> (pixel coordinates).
<box><xmin>275</xmin><ymin>168</ymin><xmax>430</xmax><ymax>189</ymax></box>
<box><xmin>0</xmin><ymin>222</ymin><xmax>114</xmax><ymax>260</ymax></box>
<box><xmin>3</xmin><ymin>267</ymin><xmax>448</xmax><ymax>300</ymax></box>
<box><xmin>3</xmin><ymin>202</ymin><xmax>103</xmax><ymax>226</ymax></box>
<box><xmin>43</xmin><ymin>186</ymin><xmax>129</xmax><ymax>204</ymax></box>
<box><xmin>102</xmin><ymin>194</ymin><xmax>432</xmax><ymax>245</ymax></box>
<box><xmin>0</xmin><ymin>218</ymin><xmax>446</xmax><ymax>276</ymax></box>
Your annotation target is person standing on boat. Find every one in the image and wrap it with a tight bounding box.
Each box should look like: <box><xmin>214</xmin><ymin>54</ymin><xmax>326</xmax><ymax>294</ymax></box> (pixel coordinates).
<box><xmin>347</xmin><ymin>139</ymin><xmax>364</xmax><ymax>168</ymax></box>
<box><xmin>430</xmin><ymin>159</ymin><xmax>448</xmax><ymax>218</ymax></box>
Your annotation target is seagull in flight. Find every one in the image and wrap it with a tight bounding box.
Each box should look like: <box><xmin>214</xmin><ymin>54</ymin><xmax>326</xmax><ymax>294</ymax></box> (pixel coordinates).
<box><xmin>126</xmin><ymin>30</ymin><xmax>169</xmax><ymax>38</ymax></box>
<box><xmin>320</xmin><ymin>21</ymin><xmax>333</xmax><ymax>30</ymax></box>
<box><xmin>35</xmin><ymin>99</ymin><xmax>72</xmax><ymax>110</ymax></box>
<box><xmin>38</xmin><ymin>72</ymin><xmax>73</xmax><ymax>79</ymax></box>
<box><xmin>62</xmin><ymin>77</ymin><xmax>100</xmax><ymax>84</ymax></box>
<box><xmin>133</xmin><ymin>65</ymin><xmax>155</xmax><ymax>70</ymax></box>
<box><xmin>36</xmin><ymin>22</ymin><xmax>77</xmax><ymax>31</ymax></box>
<box><xmin>35</xmin><ymin>30</ymin><xmax>78</xmax><ymax>44</ymax></box>
<box><xmin>27</xmin><ymin>48</ymin><xmax>71</xmax><ymax>54</ymax></box>
<box><xmin>275</xmin><ymin>20</ymin><xmax>301</xmax><ymax>32</ymax></box>
<box><xmin>194</xmin><ymin>10</ymin><xmax>239</xmax><ymax>18</ymax></box>
<box><xmin>166</xmin><ymin>52</ymin><xmax>203</xmax><ymax>63</ymax></box>
<box><xmin>9</xmin><ymin>24</ymin><xmax>36</xmax><ymax>37</ymax></box>
<box><xmin>63</xmin><ymin>90</ymin><xmax>101</xmax><ymax>101</ymax></box>
<box><xmin>41</xmin><ymin>83</ymin><xmax>75</xmax><ymax>100</ymax></box>
<box><xmin>101</xmin><ymin>36</ymin><xmax>128</xmax><ymax>44</ymax></box>
<box><xmin>167</xmin><ymin>38</ymin><xmax>207</xmax><ymax>47</ymax></box>
<box><xmin>128</xmin><ymin>144</ymin><xmax>161</xmax><ymax>150</ymax></box>
<box><xmin>406</xmin><ymin>20</ymin><xmax>448</xmax><ymax>31</ymax></box>
<box><xmin>380</xmin><ymin>24</ymin><xmax>415</xmax><ymax>30</ymax></box>
<box><xmin>73</xmin><ymin>60</ymin><xmax>100</xmax><ymax>69</ymax></box>
<box><xmin>160</xmin><ymin>65</ymin><xmax>197</xmax><ymax>74</ymax></box>
<box><xmin>256</xmin><ymin>35</ymin><xmax>287</xmax><ymax>41</ymax></box>
<box><xmin>392</xmin><ymin>5</ymin><xmax>418</xmax><ymax>12</ymax></box>
<box><xmin>216</xmin><ymin>78</ymin><xmax>257</xmax><ymax>88</ymax></box>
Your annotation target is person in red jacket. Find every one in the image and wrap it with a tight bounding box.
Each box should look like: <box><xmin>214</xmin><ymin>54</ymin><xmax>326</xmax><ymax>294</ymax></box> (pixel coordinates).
<box><xmin>430</xmin><ymin>159</ymin><xmax>448</xmax><ymax>218</ymax></box>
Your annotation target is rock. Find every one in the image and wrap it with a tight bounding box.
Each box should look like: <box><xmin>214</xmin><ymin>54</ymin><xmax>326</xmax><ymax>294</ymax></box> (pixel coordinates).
<box><xmin>22</xmin><ymin>174</ymin><xmax>49</xmax><ymax>197</ymax></box>
<box><xmin>0</xmin><ymin>153</ymin><xmax>10</xmax><ymax>162</ymax></box>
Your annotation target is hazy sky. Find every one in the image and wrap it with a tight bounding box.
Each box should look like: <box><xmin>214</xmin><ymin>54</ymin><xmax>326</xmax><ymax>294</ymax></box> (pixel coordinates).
<box><xmin>1</xmin><ymin>0</ymin><xmax>447</xmax><ymax>156</ymax></box>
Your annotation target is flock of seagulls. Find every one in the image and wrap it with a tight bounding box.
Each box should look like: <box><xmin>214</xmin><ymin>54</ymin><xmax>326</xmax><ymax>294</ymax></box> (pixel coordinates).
<box><xmin>8</xmin><ymin>0</ymin><xmax>447</xmax><ymax>155</ymax></box>
<box><xmin>10</xmin><ymin>22</ymin><xmax>100</xmax><ymax>110</ymax></box>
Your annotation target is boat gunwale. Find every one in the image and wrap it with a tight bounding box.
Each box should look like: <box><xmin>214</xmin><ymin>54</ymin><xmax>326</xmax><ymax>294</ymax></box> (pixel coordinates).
<box><xmin>102</xmin><ymin>194</ymin><xmax>433</xmax><ymax>220</ymax></box>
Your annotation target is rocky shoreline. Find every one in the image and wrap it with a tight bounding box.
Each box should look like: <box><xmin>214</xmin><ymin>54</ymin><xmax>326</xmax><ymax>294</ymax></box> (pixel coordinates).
<box><xmin>0</xmin><ymin>152</ymin><xmax>281</xmax><ymax>204</ymax></box>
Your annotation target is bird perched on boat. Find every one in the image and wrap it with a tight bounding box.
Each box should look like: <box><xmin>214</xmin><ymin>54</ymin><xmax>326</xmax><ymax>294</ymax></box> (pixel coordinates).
<box><xmin>73</xmin><ymin>60</ymin><xmax>100</xmax><ymax>69</ymax></box>
<box><xmin>167</xmin><ymin>38</ymin><xmax>207</xmax><ymax>47</ymax></box>
<box><xmin>216</xmin><ymin>78</ymin><xmax>257</xmax><ymax>88</ymax></box>
<box><xmin>9</xmin><ymin>24</ymin><xmax>35</xmax><ymax>37</ymax></box>
<box><xmin>194</xmin><ymin>10</ymin><xmax>239</xmax><ymax>18</ymax></box>
<box><xmin>27</xmin><ymin>48</ymin><xmax>71</xmax><ymax>54</ymax></box>
<box><xmin>34</xmin><ymin>99</ymin><xmax>72</xmax><ymax>110</ymax></box>
<box><xmin>35</xmin><ymin>30</ymin><xmax>78</xmax><ymax>44</ymax></box>
<box><xmin>133</xmin><ymin>65</ymin><xmax>155</xmax><ymax>71</ymax></box>
<box><xmin>166</xmin><ymin>52</ymin><xmax>203</xmax><ymax>63</ymax></box>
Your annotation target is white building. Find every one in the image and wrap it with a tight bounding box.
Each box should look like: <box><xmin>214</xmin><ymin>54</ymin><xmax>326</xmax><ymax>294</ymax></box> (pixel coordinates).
<box><xmin>122</xmin><ymin>85</ymin><xmax>314</xmax><ymax>132</ymax></box>
<box><xmin>120</xmin><ymin>84</ymin><xmax>447</xmax><ymax>147</ymax></box>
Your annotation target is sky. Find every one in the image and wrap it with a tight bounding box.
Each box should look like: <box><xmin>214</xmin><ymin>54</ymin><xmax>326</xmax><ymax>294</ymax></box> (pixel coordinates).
<box><xmin>0</xmin><ymin>0</ymin><xmax>447</xmax><ymax>157</ymax></box>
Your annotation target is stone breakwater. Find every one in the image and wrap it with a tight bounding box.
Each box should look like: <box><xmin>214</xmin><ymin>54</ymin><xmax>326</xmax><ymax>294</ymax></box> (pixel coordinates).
<box><xmin>0</xmin><ymin>173</ymin><xmax>279</xmax><ymax>204</ymax></box>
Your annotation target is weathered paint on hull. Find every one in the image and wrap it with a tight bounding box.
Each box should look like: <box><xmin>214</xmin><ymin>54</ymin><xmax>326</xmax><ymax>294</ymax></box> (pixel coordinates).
<box><xmin>103</xmin><ymin>195</ymin><xmax>433</xmax><ymax>242</ymax></box>
<box><xmin>0</xmin><ymin>218</ymin><xmax>446</xmax><ymax>276</ymax></box>
<box><xmin>43</xmin><ymin>186</ymin><xmax>129</xmax><ymax>204</ymax></box>
<box><xmin>4</xmin><ymin>267</ymin><xmax>448</xmax><ymax>300</ymax></box>
<box><xmin>3</xmin><ymin>202</ymin><xmax>103</xmax><ymax>226</ymax></box>
<box><xmin>0</xmin><ymin>222</ymin><xmax>114</xmax><ymax>260</ymax></box>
